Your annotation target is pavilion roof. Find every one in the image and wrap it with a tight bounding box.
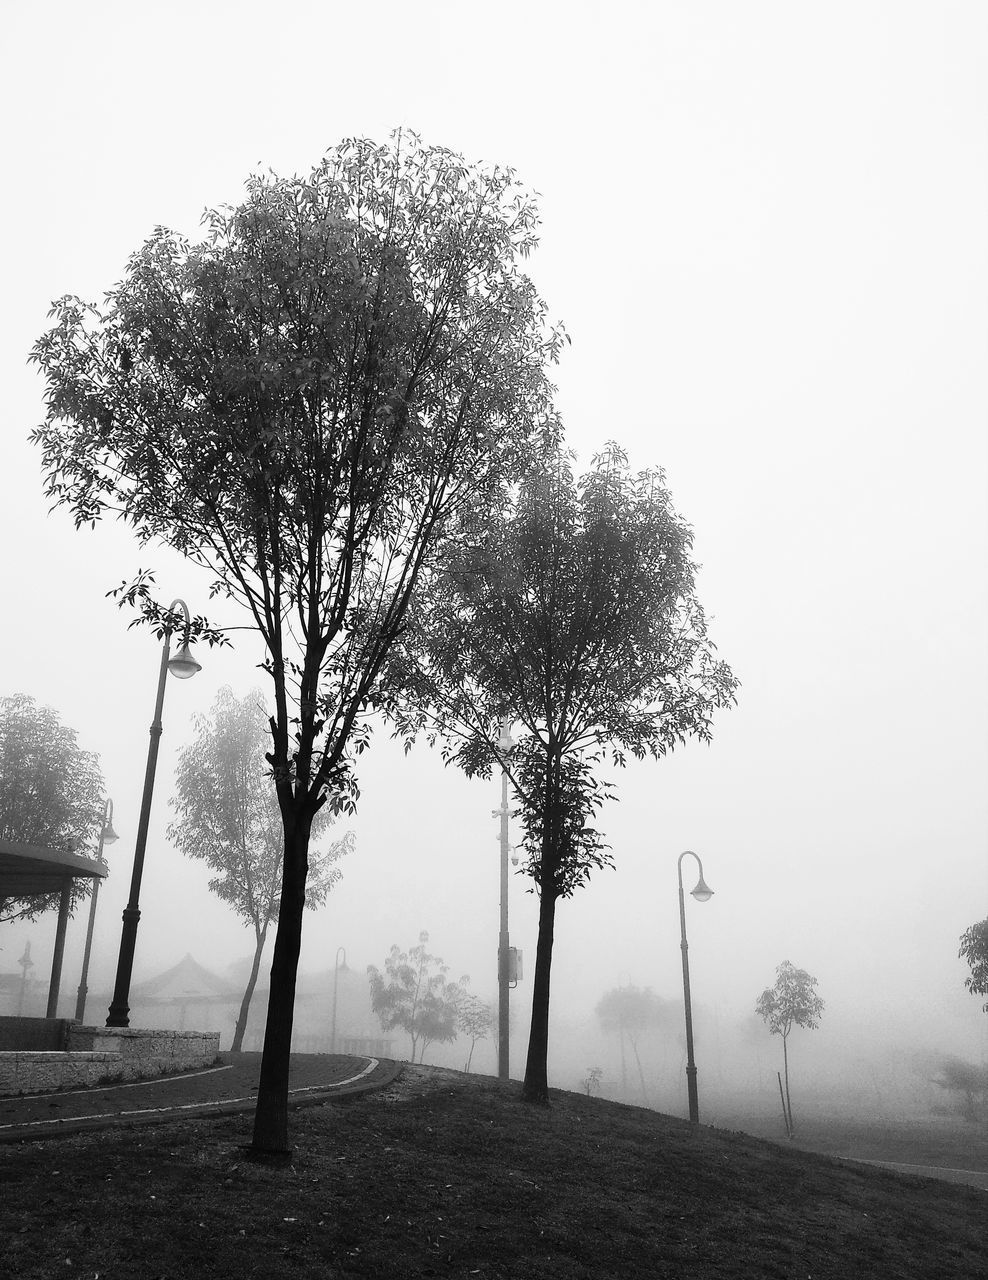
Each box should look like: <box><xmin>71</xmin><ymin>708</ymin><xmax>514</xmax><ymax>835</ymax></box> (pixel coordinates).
<box><xmin>0</xmin><ymin>837</ymin><xmax>107</xmax><ymax>899</ymax></box>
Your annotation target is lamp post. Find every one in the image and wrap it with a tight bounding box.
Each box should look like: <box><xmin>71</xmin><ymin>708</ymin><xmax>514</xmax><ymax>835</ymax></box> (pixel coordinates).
<box><xmin>330</xmin><ymin>946</ymin><xmax>347</xmax><ymax>1053</ymax></box>
<box><xmin>677</xmin><ymin>849</ymin><xmax>713</xmax><ymax>1124</ymax></box>
<box><xmin>494</xmin><ymin>719</ymin><xmax>513</xmax><ymax>1081</ymax></box>
<box><xmin>74</xmin><ymin>798</ymin><xmax>119</xmax><ymax>1023</ymax></box>
<box><xmin>106</xmin><ymin>600</ymin><xmax>201</xmax><ymax>1027</ymax></box>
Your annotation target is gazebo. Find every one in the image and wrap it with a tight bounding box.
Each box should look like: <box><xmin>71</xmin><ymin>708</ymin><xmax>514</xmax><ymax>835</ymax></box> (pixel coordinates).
<box><xmin>0</xmin><ymin>837</ymin><xmax>108</xmax><ymax>1019</ymax></box>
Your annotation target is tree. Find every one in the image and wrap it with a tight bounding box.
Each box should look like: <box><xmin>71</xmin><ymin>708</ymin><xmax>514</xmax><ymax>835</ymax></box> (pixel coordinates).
<box><xmin>30</xmin><ymin>132</ymin><xmax>561</xmax><ymax>1155</ymax></box>
<box><xmin>755</xmin><ymin>961</ymin><xmax>825</xmax><ymax>1137</ymax></box>
<box><xmin>931</xmin><ymin>1055</ymin><xmax>988</xmax><ymax>1123</ymax></box>
<box><xmin>0</xmin><ymin>695</ymin><xmax>105</xmax><ymax>923</ymax></box>
<box><xmin>168</xmin><ymin>686</ymin><xmax>351</xmax><ymax>1050</ymax></box>
<box><xmin>583</xmin><ymin>1065</ymin><xmax>604</xmax><ymax>1097</ymax></box>
<box><xmin>958</xmin><ymin>918</ymin><xmax>988</xmax><ymax>1011</ymax></box>
<box><xmin>367</xmin><ymin>932</ymin><xmax>468</xmax><ymax>1064</ymax></box>
<box><xmin>457</xmin><ymin>993</ymin><xmax>493</xmax><ymax>1072</ymax></box>
<box><xmin>596</xmin><ymin>984</ymin><xmax>675</xmax><ymax>1105</ymax></box>
<box><xmin>388</xmin><ymin>446</ymin><xmax>737</xmax><ymax>1103</ymax></box>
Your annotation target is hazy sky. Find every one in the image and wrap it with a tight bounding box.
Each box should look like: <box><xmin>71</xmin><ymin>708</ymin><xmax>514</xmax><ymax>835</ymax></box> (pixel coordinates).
<box><xmin>2</xmin><ymin>2</ymin><xmax>986</xmax><ymax>1083</ymax></box>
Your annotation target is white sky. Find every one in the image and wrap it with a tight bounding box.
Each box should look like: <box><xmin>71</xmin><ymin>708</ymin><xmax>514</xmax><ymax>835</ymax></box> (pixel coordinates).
<box><xmin>2</xmin><ymin>2</ymin><xmax>986</xmax><ymax>1088</ymax></box>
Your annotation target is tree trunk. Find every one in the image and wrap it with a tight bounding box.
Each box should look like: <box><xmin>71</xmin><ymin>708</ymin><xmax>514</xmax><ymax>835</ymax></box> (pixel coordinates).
<box><xmin>250</xmin><ymin>812</ymin><xmax>311</xmax><ymax>1157</ymax></box>
<box><xmin>631</xmin><ymin>1037</ymin><xmax>650</xmax><ymax>1107</ymax></box>
<box><xmin>782</xmin><ymin>1033</ymin><xmax>794</xmax><ymax>1137</ymax></box>
<box><xmin>522</xmin><ymin>885</ymin><xmax>558</xmax><ymax>1104</ymax></box>
<box><xmin>231</xmin><ymin>923</ymin><xmax>268</xmax><ymax>1054</ymax></box>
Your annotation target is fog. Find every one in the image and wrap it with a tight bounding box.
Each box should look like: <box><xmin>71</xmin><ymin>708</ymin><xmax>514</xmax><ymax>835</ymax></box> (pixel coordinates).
<box><xmin>2</xmin><ymin>2</ymin><xmax>985</xmax><ymax>1123</ymax></box>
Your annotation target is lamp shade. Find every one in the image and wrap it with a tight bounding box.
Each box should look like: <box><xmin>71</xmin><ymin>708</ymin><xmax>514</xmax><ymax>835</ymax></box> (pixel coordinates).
<box><xmin>102</xmin><ymin>820</ymin><xmax>119</xmax><ymax>845</ymax></box>
<box><xmin>167</xmin><ymin>641</ymin><xmax>202</xmax><ymax>679</ymax></box>
<box><xmin>691</xmin><ymin>874</ymin><xmax>714</xmax><ymax>903</ymax></box>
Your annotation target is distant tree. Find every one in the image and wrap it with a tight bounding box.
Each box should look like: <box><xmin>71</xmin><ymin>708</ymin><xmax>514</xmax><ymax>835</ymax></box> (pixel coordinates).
<box><xmin>583</xmin><ymin>1066</ymin><xmax>604</xmax><ymax>1097</ymax></box>
<box><xmin>958</xmin><ymin>919</ymin><xmax>988</xmax><ymax>1011</ymax></box>
<box><xmin>755</xmin><ymin>961</ymin><xmax>825</xmax><ymax>1137</ymax></box>
<box><xmin>367</xmin><ymin>932</ymin><xmax>469</xmax><ymax>1064</ymax></box>
<box><xmin>596</xmin><ymin>984</ymin><xmax>676</xmax><ymax>1105</ymax></box>
<box><xmin>168</xmin><ymin>686</ymin><xmax>351</xmax><ymax>1051</ymax></box>
<box><xmin>931</xmin><ymin>1055</ymin><xmax>988</xmax><ymax>1124</ymax></box>
<box><xmin>0</xmin><ymin>694</ymin><xmax>106</xmax><ymax>924</ymax></box>
<box><xmin>457</xmin><ymin>993</ymin><xmax>492</xmax><ymax>1072</ymax></box>
<box><xmin>31</xmin><ymin>132</ymin><xmax>562</xmax><ymax>1155</ymax></box>
<box><xmin>387</xmin><ymin>446</ymin><xmax>737</xmax><ymax>1104</ymax></box>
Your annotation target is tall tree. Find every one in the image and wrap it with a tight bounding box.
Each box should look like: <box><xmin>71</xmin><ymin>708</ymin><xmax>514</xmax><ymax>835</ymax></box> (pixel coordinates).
<box><xmin>755</xmin><ymin>960</ymin><xmax>825</xmax><ymax>1137</ymax></box>
<box><xmin>958</xmin><ymin>918</ymin><xmax>988</xmax><ymax>1011</ymax></box>
<box><xmin>168</xmin><ymin>686</ymin><xmax>351</xmax><ymax>1050</ymax></box>
<box><xmin>30</xmin><ymin>132</ymin><xmax>561</xmax><ymax>1155</ymax></box>
<box><xmin>367</xmin><ymin>932</ymin><xmax>468</xmax><ymax>1064</ymax></box>
<box><xmin>0</xmin><ymin>695</ymin><xmax>105</xmax><ymax>923</ymax></box>
<box><xmin>387</xmin><ymin>446</ymin><xmax>738</xmax><ymax>1103</ymax></box>
<box><xmin>596</xmin><ymin>984</ymin><xmax>675</xmax><ymax>1105</ymax></box>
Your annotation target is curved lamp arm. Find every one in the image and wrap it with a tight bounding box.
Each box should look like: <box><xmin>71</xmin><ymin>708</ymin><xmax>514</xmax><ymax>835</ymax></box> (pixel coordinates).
<box><xmin>165</xmin><ymin>598</ymin><xmax>201</xmax><ymax>679</ymax></box>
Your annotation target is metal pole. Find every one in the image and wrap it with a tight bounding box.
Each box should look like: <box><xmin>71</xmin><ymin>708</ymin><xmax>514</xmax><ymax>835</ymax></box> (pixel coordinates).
<box><xmin>75</xmin><ymin>799</ymin><xmax>113</xmax><ymax>1023</ymax></box>
<box><xmin>106</xmin><ymin>635</ymin><xmax>171</xmax><ymax>1027</ymax></box>
<box><xmin>330</xmin><ymin>946</ymin><xmax>346</xmax><ymax>1053</ymax></box>
<box><xmin>497</xmin><ymin>721</ymin><xmax>510</xmax><ymax>1080</ymax></box>
<box><xmin>46</xmin><ymin>879</ymin><xmax>73</xmax><ymax>1018</ymax></box>
<box><xmin>677</xmin><ymin>851</ymin><xmax>700</xmax><ymax>1123</ymax></box>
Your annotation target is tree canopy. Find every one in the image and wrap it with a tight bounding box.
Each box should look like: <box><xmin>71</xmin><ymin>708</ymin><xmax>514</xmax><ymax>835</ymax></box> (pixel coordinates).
<box><xmin>367</xmin><ymin>932</ymin><xmax>468</xmax><ymax>1064</ymax></box>
<box><xmin>389</xmin><ymin>445</ymin><xmax>738</xmax><ymax>1101</ymax></box>
<box><xmin>0</xmin><ymin>694</ymin><xmax>105</xmax><ymax>923</ymax></box>
<box><xmin>596</xmin><ymin>984</ymin><xmax>676</xmax><ymax>1105</ymax></box>
<box><xmin>31</xmin><ymin>131</ymin><xmax>562</xmax><ymax>1154</ymax></box>
<box><xmin>168</xmin><ymin>686</ymin><xmax>351</xmax><ymax>1049</ymax></box>
<box><xmin>958</xmin><ymin>918</ymin><xmax>988</xmax><ymax>1011</ymax></box>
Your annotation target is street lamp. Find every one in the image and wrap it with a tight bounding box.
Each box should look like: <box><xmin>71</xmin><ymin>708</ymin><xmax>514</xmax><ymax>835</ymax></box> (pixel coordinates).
<box><xmin>330</xmin><ymin>946</ymin><xmax>348</xmax><ymax>1053</ymax></box>
<box><xmin>677</xmin><ymin>849</ymin><xmax>714</xmax><ymax>1124</ymax></box>
<box><xmin>74</xmin><ymin>798</ymin><xmax>118</xmax><ymax>1023</ymax></box>
<box><xmin>493</xmin><ymin>718</ymin><xmax>514</xmax><ymax>1081</ymax></box>
<box><xmin>106</xmin><ymin>599</ymin><xmax>201</xmax><ymax>1027</ymax></box>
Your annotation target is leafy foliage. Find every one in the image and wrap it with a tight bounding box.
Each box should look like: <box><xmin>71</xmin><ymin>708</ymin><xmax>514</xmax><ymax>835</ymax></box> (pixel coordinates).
<box><xmin>596</xmin><ymin>985</ymin><xmax>675</xmax><ymax>1039</ymax></box>
<box><xmin>30</xmin><ymin>130</ymin><xmax>562</xmax><ymax>820</ymax></box>
<box><xmin>0</xmin><ymin>694</ymin><xmax>105</xmax><ymax>923</ymax></box>
<box><xmin>367</xmin><ymin>932</ymin><xmax>469</xmax><ymax>1064</ymax></box>
<box><xmin>391</xmin><ymin>444</ymin><xmax>737</xmax><ymax>896</ymax></box>
<box><xmin>958</xmin><ymin>918</ymin><xmax>988</xmax><ymax>1011</ymax></box>
<box><xmin>168</xmin><ymin>686</ymin><xmax>351</xmax><ymax>1049</ymax></box>
<box><xmin>30</xmin><ymin>130</ymin><xmax>562</xmax><ymax>1152</ymax></box>
<box><xmin>755</xmin><ymin>962</ymin><xmax>826</xmax><ymax>1040</ymax></box>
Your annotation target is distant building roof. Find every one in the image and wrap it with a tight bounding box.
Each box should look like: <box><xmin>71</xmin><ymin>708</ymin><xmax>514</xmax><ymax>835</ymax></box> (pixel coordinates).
<box><xmin>131</xmin><ymin>953</ymin><xmax>237</xmax><ymax>1003</ymax></box>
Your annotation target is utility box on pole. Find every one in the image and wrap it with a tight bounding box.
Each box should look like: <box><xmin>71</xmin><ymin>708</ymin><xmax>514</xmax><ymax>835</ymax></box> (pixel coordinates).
<box><xmin>508</xmin><ymin>947</ymin><xmax>523</xmax><ymax>984</ymax></box>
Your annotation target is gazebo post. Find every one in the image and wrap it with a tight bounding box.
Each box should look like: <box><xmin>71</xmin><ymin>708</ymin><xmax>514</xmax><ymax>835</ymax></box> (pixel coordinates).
<box><xmin>46</xmin><ymin>878</ymin><xmax>73</xmax><ymax>1018</ymax></box>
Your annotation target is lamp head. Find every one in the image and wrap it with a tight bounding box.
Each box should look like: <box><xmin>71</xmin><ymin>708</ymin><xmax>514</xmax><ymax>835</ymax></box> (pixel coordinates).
<box><xmin>691</xmin><ymin>873</ymin><xmax>714</xmax><ymax>903</ymax></box>
<box><xmin>167</xmin><ymin>640</ymin><xmax>202</xmax><ymax>680</ymax></box>
<box><xmin>102</xmin><ymin>818</ymin><xmax>119</xmax><ymax>845</ymax></box>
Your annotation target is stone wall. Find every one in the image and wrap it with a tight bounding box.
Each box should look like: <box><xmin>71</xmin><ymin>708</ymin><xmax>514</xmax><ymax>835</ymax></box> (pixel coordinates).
<box><xmin>0</xmin><ymin>1025</ymin><xmax>221</xmax><ymax>1097</ymax></box>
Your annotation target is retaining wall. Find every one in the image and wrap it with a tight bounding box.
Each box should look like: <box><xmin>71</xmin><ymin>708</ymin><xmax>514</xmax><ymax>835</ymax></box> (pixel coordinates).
<box><xmin>0</xmin><ymin>1026</ymin><xmax>220</xmax><ymax>1097</ymax></box>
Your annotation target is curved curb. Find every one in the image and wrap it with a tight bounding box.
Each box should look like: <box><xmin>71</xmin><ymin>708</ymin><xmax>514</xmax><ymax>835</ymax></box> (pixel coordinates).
<box><xmin>0</xmin><ymin>1058</ymin><xmax>404</xmax><ymax>1145</ymax></box>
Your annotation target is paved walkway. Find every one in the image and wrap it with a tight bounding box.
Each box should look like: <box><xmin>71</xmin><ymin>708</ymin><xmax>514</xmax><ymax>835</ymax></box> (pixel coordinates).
<box><xmin>0</xmin><ymin>1052</ymin><xmax>401</xmax><ymax>1143</ymax></box>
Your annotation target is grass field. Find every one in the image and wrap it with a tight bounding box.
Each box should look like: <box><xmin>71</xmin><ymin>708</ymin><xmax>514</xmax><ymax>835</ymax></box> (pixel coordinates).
<box><xmin>2</xmin><ymin>1065</ymin><xmax>985</xmax><ymax>1279</ymax></box>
